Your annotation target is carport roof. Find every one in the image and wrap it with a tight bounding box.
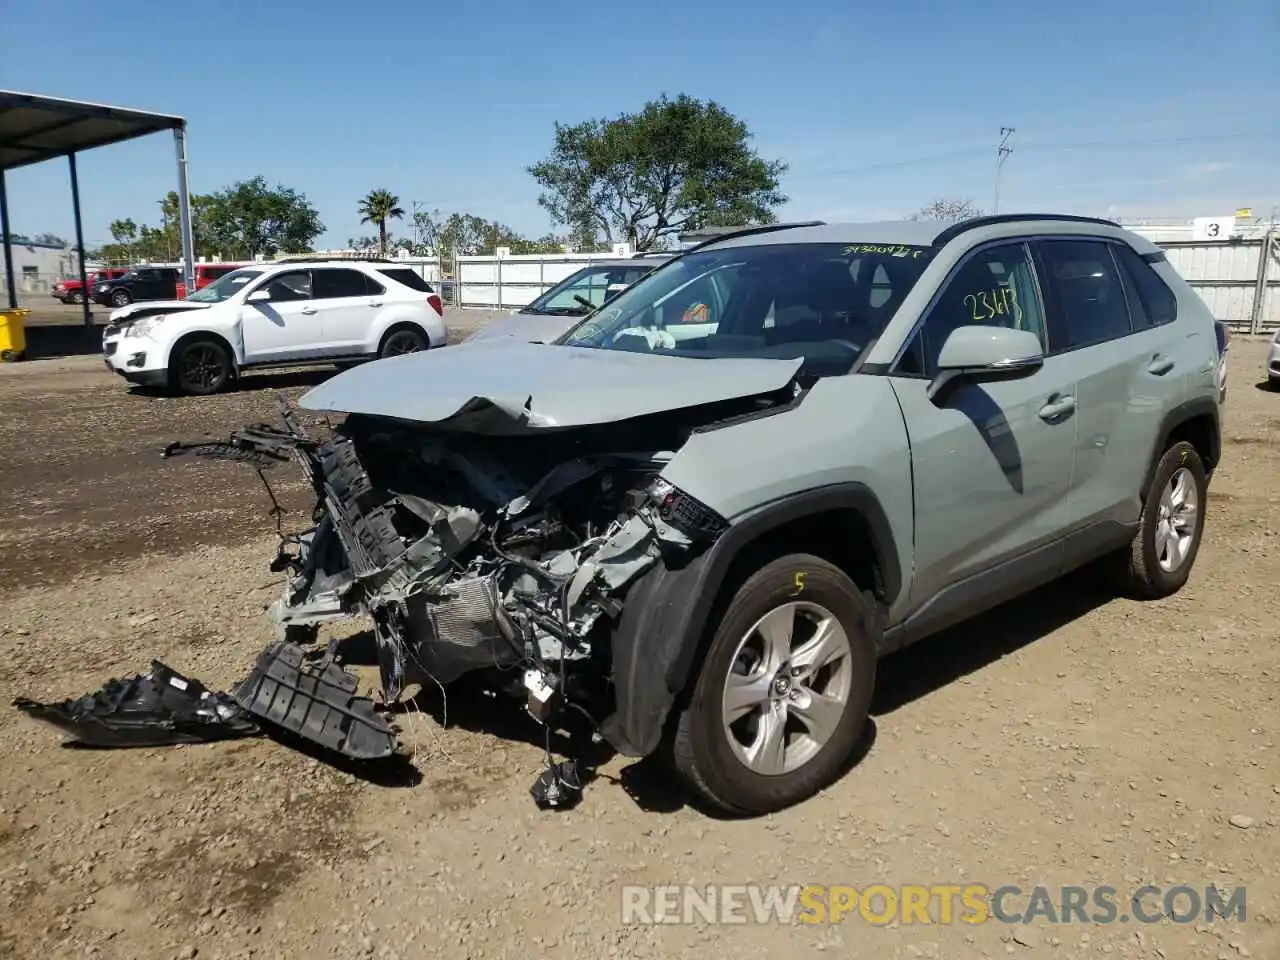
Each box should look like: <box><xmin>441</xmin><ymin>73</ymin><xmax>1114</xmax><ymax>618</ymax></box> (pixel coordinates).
<box><xmin>0</xmin><ymin>90</ymin><xmax>185</xmax><ymax>171</ymax></box>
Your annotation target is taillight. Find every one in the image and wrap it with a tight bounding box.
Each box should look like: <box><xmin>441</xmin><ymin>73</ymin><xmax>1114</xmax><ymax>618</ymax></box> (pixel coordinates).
<box><xmin>427</xmin><ymin>294</ymin><xmax>443</xmax><ymax>316</ymax></box>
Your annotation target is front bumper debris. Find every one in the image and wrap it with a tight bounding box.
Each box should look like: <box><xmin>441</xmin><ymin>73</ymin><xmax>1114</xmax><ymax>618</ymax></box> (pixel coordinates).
<box><xmin>231</xmin><ymin>642</ymin><xmax>396</xmax><ymax>760</ymax></box>
<box><xmin>13</xmin><ymin>661</ymin><xmax>259</xmax><ymax>749</ymax></box>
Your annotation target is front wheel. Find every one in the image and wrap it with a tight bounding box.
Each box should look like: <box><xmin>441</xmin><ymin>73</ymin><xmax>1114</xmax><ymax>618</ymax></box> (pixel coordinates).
<box><xmin>68</xmin><ymin>291</ymin><xmax>85</xmax><ymax>304</ymax></box>
<box><xmin>170</xmin><ymin>338</ymin><xmax>232</xmax><ymax>396</ymax></box>
<box><xmin>1104</xmin><ymin>440</ymin><xmax>1207</xmax><ymax>599</ymax></box>
<box><xmin>110</xmin><ymin>289</ymin><xmax>132</xmax><ymax>307</ymax></box>
<box><xmin>671</xmin><ymin>554</ymin><xmax>876</xmax><ymax>816</ymax></box>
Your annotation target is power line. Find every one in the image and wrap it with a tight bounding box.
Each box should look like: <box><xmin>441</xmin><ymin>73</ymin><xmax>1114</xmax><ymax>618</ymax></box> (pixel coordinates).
<box><xmin>794</xmin><ymin>130</ymin><xmax>1264</xmax><ymax>182</ymax></box>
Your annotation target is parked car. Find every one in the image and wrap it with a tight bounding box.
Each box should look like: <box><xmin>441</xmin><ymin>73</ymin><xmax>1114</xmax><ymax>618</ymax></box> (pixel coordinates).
<box><xmin>206</xmin><ymin>215</ymin><xmax>1221</xmax><ymax>816</ymax></box>
<box><xmin>175</xmin><ymin>263</ymin><xmax>248</xmax><ymax>300</ymax></box>
<box><xmin>1267</xmin><ymin>327</ymin><xmax>1280</xmax><ymax>390</ymax></box>
<box><xmin>1213</xmin><ymin>319</ymin><xmax>1229</xmax><ymax>401</ymax></box>
<box><xmin>102</xmin><ymin>258</ymin><xmax>447</xmax><ymax>395</ymax></box>
<box><xmin>93</xmin><ymin>266</ymin><xmax>181</xmax><ymax>307</ymax></box>
<box><xmin>52</xmin><ymin>268</ymin><xmax>128</xmax><ymax>304</ymax></box>
<box><xmin>464</xmin><ymin>254</ymin><xmax>671</xmax><ymax>343</ymax></box>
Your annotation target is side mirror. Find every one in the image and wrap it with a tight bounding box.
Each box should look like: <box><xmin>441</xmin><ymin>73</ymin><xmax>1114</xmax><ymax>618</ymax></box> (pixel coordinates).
<box><xmin>245</xmin><ymin>289</ymin><xmax>271</xmax><ymax>304</ymax></box>
<box><xmin>927</xmin><ymin>325</ymin><xmax>1044</xmax><ymax>402</ymax></box>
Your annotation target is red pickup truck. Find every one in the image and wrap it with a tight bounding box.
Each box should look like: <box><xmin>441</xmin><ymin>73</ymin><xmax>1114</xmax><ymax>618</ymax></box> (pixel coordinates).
<box><xmin>52</xmin><ymin>268</ymin><xmax>128</xmax><ymax>304</ymax></box>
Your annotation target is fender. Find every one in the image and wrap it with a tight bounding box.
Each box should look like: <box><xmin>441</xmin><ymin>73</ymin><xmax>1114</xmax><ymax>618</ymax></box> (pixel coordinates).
<box><xmin>1142</xmin><ymin>395</ymin><xmax>1221</xmax><ymax>496</ymax></box>
<box><xmin>599</xmin><ymin>482</ymin><xmax>900</xmax><ymax>758</ymax></box>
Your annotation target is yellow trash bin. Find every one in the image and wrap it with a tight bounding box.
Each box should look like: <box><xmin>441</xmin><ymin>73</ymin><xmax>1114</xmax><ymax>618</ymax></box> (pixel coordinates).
<box><xmin>0</xmin><ymin>307</ymin><xmax>29</xmax><ymax>362</ymax></box>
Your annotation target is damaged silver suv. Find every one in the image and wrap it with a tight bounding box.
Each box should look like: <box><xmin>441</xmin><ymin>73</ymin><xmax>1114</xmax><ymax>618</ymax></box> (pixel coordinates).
<box><xmin>156</xmin><ymin>216</ymin><xmax>1222</xmax><ymax>815</ymax></box>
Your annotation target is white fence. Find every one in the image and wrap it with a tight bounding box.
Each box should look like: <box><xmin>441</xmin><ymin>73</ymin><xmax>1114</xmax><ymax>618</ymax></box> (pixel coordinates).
<box><xmin>387</xmin><ymin>251</ymin><xmax>645</xmax><ymax>310</ymax></box>
<box><xmin>1155</xmin><ymin>237</ymin><xmax>1278</xmax><ymax>334</ymax></box>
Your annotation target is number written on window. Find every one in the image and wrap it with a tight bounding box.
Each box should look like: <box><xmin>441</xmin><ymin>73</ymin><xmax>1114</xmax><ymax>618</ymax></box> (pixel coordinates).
<box><xmin>962</xmin><ymin>286</ymin><xmax>1022</xmax><ymax>324</ymax></box>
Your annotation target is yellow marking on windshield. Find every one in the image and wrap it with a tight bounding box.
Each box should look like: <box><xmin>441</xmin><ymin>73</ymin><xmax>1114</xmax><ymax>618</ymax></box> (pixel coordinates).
<box><xmin>843</xmin><ymin>244</ymin><xmax>924</xmax><ymax>259</ymax></box>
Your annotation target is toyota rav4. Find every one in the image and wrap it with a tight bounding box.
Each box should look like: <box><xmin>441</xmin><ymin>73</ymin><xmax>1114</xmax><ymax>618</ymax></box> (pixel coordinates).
<box><xmin>167</xmin><ymin>215</ymin><xmax>1221</xmax><ymax>815</ymax></box>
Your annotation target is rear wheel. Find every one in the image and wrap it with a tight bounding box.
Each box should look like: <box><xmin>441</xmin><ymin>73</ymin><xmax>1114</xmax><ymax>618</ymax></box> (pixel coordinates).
<box><xmin>671</xmin><ymin>554</ymin><xmax>876</xmax><ymax>816</ymax></box>
<box><xmin>1104</xmin><ymin>440</ymin><xmax>1207</xmax><ymax>599</ymax></box>
<box><xmin>379</xmin><ymin>326</ymin><xmax>427</xmax><ymax>358</ymax></box>
<box><xmin>170</xmin><ymin>338</ymin><xmax>232</xmax><ymax>396</ymax></box>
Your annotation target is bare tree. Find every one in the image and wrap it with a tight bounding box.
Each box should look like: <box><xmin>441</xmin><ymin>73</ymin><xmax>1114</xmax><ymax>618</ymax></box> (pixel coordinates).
<box><xmin>909</xmin><ymin>197</ymin><xmax>984</xmax><ymax>221</ymax></box>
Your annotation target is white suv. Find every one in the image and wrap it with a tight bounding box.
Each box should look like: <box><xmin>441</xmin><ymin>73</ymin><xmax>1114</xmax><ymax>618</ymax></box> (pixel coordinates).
<box><xmin>101</xmin><ymin>259</ymin><xmax>448</xmax><ymax>395</ymax></box>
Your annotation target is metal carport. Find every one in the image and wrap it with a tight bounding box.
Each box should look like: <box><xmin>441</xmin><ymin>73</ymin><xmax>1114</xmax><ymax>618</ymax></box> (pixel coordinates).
<box><xmin>0</xmin><ymin>90</ymin><xmax>195</xmax><ymax>327</ymax></box>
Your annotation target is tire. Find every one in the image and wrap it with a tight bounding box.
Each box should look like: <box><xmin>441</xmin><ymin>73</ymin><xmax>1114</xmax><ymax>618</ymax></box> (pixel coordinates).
<box><xmin>1104</xmin><ymin>440</ymin><xmax>1207</xmax><ymax>599</ymax></box>
<box><xmin>378</xmin><ymin>325</ymin><xmax>428</xmax><ymax>358</ymax></box>
<box><xmin>671</xmin><ymin>554</ymin><xmax>876</xmax><ymax>816</ymax></box>
<box><xmin>110</xmin><ymin>289</ymin><xmax>132</xmax><ymax>307</ymax></box>
<box><xmin>169</xmin><ymin>338</ymin><xmax>232</xmax><ymax>396</ymax></box>
<box><xmin>68</xmin><ymin>290</ymin><xmax>85</xmax><ymax>304</ymax></box>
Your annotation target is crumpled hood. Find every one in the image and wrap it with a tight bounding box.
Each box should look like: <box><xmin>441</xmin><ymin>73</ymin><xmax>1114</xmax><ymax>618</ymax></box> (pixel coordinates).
<box><xmin>109</xmin><ymin>300</ymin><xmax>209</xmax><ymax>324</ymax></box>
<box><xmin>462</xmin><ymin>310</ymin><xmax>583</xmax><ymax>344</ymax></box>
<box><xmin>299</xmin><ymin>339</ymin><xmax>803</xmax><ymax>432</ymax></box>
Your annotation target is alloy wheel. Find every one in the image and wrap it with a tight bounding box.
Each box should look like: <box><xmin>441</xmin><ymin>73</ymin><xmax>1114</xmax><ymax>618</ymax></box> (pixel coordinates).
<box><xmin>720</xmin><ymin>600</ymin><xmax>853</xmax><ymax>776</ymax></box>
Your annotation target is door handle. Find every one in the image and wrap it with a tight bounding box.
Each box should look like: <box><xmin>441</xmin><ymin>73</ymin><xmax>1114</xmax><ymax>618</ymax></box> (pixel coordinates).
<box><xmin>1148</xmin><ymin>355</ymin><xmax>1175</xmax><ymax>376</ymax></box>
<box><xmin>300</xmin><ymin>306</ymin><xmax>317</xmax><ymax>315</ymax></box>
<box><xmin>369</xmin><ymin>301</ymin><xmax>383</xmax><ymax>307</ymax></box>
<box><xmin>1038</xmin><ymin>394</ymin><xmax>1076</xmax><ymax>422</ymax></box>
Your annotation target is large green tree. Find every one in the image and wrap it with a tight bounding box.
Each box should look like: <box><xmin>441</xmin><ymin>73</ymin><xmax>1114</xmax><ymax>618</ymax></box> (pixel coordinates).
<box><xmin>357</xmin><ymin>189</ymin><xmax>405</xmax><ymax>256</ymax></box>
<box><xmin>202</xmin><ymin>177</ymin><xmax>324</xmax><ymax>258</ymax></box>
<box><xmin>528</xmin><ymin>94</ymin><xmax>787</xmax><ymax>251</ymax></box>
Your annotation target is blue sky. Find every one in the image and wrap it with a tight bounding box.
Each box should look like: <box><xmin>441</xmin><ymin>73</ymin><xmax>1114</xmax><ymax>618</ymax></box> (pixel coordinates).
<box><xmin>2</xmin><ymin>0</ymin><xmax>1277</xmax><ymax>250</ymax></box>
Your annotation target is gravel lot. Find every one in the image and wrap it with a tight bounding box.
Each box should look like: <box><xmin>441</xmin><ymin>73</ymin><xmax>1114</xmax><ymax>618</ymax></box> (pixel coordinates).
<box><xmin>0</xmin><ymin>336</ymin><xmax>1277</xmax><ymax>960</ymax></box>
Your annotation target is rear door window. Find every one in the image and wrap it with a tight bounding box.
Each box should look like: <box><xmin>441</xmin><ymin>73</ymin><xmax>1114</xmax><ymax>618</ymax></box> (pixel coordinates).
<box><xmin>1035</xmin><ymin>239</ymin><xmax>1134</xmax><ymax>351</ymax></box>
<box><xmin>312</xmin><ymin>268</ymin><xmax>379</xmax><ymax>299</ymax></box>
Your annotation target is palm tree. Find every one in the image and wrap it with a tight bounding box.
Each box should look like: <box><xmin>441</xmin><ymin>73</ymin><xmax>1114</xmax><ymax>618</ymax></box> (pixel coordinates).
<box><xmin>357</xmin><ymin>189</ymin><xmax>405</xmax><ymax>256</ymax></box>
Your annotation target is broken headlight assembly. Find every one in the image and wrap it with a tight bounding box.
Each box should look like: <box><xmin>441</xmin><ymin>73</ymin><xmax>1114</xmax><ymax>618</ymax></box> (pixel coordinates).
<box><xmin>644</xmin><ymin>477</ymin><xmax>728</xmax><ymax>543</ymax></box>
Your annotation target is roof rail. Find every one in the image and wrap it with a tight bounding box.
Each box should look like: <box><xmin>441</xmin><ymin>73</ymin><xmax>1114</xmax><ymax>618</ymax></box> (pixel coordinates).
<box><xmin>273</xmin><ymin>254</ymin><xmax>398</xmax><ymax>264</ymax></box>
<box><xmin>931</xmin><ymin>213</ymin><xmax>1122</xmax><ymax>248</ymax></box>
<box><xmin>681</xmin><ymin>220</ymin><xmax>826</xmax><ymax>254</ymax></box>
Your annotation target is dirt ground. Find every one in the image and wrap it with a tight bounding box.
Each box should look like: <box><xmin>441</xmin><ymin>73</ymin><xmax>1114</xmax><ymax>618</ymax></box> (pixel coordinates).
<box><xmin>0</xmin><ymin>337</ymin><xmax>1276</xmax><ymax>960</ymax></box>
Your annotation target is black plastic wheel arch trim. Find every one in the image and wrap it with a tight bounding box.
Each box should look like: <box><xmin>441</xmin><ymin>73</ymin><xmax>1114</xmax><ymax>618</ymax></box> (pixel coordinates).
<box><xmin>599</xmin><ymin>481</ymin><xmax>899</xmax><ymax>758</ymax></box>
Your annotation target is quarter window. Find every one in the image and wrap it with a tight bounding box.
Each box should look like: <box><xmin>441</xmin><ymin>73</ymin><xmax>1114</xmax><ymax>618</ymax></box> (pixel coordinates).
<box><xmin>1037</xmin><ymin>239</ymin><xmax>1133</xmax><ymax>350</ymax></box>
<box><xmin>1112</xmin><ymin>243</ymin><xmax>1177</xmax><ymax>328</ymax></box>
<box><xmin>897</xmin><ymin>242</ymin><xmax>1046</xmax><ymax>377</ymax></box>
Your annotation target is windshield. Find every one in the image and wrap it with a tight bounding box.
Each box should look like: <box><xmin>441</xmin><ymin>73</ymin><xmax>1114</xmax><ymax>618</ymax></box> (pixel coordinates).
<box><xmin>559</xmin><ymin>242</ymin><xmax>932</xmax><ymax>372</ymax></box>
<box><xmin>524</xmin><ymin>263</ymin><xmax>657</xmax><ymax>316</ymax></box>
<box><xmin>186</xmin><ymin>268</ymin><xmax>263</xmax><ymax>303</ymax></box>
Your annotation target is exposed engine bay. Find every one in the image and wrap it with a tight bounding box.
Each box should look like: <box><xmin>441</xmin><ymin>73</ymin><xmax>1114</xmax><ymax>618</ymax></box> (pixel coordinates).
<box><xmin>250</xmin><ymin>399</ymin><xmax>730</xmax><ymax>723</ymax></box>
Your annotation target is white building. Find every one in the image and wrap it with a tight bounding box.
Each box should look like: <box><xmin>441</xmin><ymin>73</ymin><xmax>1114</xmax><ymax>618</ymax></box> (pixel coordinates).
<box><xmin>0</xmin><ymin>235</ymin><xmax>82</xmax><ymax>300</ymax></box>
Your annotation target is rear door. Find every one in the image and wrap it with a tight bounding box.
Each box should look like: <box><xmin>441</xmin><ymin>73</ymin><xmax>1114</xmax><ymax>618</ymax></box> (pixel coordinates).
<box><xmin>1033</xmin><ymin>237</ymin><xmax>1186</xmax><ymax>539</ymax></box>
<box><xmin>310</xmin><ymin>268</ymin><xmax>382</xmax><ymax>353</ymax></box>
<box><xmin>240</xmin><ymin>270</ymin><xmax>325</xmax><ymax>362</ymax></box>
<box><xmin>889</xmin><ymin>239</ymin><xmax>1078</xmax><ymax>608</ymax></box>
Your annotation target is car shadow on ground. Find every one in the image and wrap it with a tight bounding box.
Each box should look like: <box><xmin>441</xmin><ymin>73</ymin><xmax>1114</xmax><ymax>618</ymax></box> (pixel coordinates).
<box><xmin>327</xmin><ymin>566</ymin><xmax>1118</xmax><ymax>815</ymax></box>
<box><xmin>871</xmin><ymin>565</ymin><xmax>1116</xmax><ymax>716</ymax></box>
<box><xmin>126</xmin><ymin>367</ymin><xmax>339</xmax><ymax>398</ymax></box>
<box><xmin>1253</xmin><ymin>379</ymin><xmax>1276</xmax><ymax>393</ymax></box>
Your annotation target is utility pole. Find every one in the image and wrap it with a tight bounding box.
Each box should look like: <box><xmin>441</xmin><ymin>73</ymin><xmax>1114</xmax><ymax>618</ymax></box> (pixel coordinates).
<box><xmin>411</xmin><ymin>200</ymin><xmax>423</xmax><ymax>249</ymax></box>
<box><xmin>994</xmin><ymin>127</ymin><xmax>1015</xmax><ymax>214</ymax></box>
